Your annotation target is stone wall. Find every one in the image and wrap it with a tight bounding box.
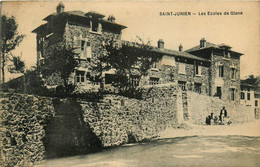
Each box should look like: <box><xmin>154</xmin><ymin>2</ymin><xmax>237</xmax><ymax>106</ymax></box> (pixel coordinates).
<box><xmin>0</xmin><ymin>93</ymin><xmax>55</xmax><ymax>167</ymax></box>
<box><xmin>0</xmin><ymin>85</ymin><xmax>180</xmax><ymax>166</ymax></box>
<box><xmin>255</xmin><ymin>107</ymin><xmax>260</xmax><ymax>119</ymax></box>
<box><xmin>186</xmin><ymin>91</ymin><xmax>255</xmax><ymax>124</ymax></box>
<box><xmin>80</xmin><ymin>85</ymin><xmax>180</xmax><ymax>147</ymax></box>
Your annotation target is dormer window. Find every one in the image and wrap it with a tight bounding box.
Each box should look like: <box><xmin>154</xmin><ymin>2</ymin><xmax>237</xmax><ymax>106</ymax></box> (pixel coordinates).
<box><xmin>194</xmin><ymin>61</ymin><xmax>201</xmax><ymax>76</ymax></box>
<box><xmin>90</xmin><ymin>19</ymin><xmax>102</xmax><ymax>33</ymax></box>
<box><xmin>92</xmin><ymin>20</ymin><xmax>99</xmax><ymax>32</ymax></box>
<box><xmin>224</xmin><ymin>51</ymin><xmax>230</xmax><ymax>59</ymax></box>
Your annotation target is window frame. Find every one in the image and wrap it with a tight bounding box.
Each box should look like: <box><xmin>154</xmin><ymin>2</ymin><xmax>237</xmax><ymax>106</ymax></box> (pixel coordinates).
<box><xmin>247</xmin><ymin>92</ymin><xmax>251</xmax><ymax>100</ymax></box>
<box><xmin>231</xmin><ymin>68</ymin><xmax>236</xmax><ymax>80</ymax></box>
<box><xmin>218</xmin><ymin>65</ymin><xmax>224</xmax><ymax>77</ymax></box>
<box><xmin>231</xmin><ymin>88</ymin><xmax>235</xmax><ymax>101</ymax></box>
<box><xmin>178</xmin><ymin>81</ymin><xmax>186</xmax><ymax>91</ymax></box>
<box><xmin>195</xmin><ymin>62</ymin><xmax>202</xmax><ymax>76</ymax></box>
<box><xmin>241</xmin><ymin>92</ymin><xmax>245</xmax><ymax>100</ymax></box>
<box><xmin>149</xmin><ymin>77</ymin><xmax>159</xmax><ymax>85</ymax></box>
<box><xmin>76</xmin><ymin>71</ymin><xmax>85</xmax><ymax>83</ymax></box>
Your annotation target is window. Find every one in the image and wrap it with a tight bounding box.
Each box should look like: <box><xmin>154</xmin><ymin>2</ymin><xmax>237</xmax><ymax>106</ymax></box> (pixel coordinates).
<box><xmin>178</xmin><ymin>81</ymin><xmax>186</xmax><ymax>91</ymax></box>
<box><xmin>255</xmin><ymin>100</ymin><xmax>258</xmax><ymax>107</ymax></box>
<box><xmin>231</xmin><ymin>68</ymin><xmax>236</xmax><ymax>80</ymax></box>
<box><xmin>90</xmin><ymin>19</ymin><xmax>101</xmax><ymax>33</ymax></box>
<box><xmin>81</xmin><ymin>40</ymin><xmax>85</xmax><ymax>51</ymax></box>
<box><xmin>149</xmin><ymin>77</ymin><xmax>159</xmax><ymax>85</ymax></box>
<box><xmin>231</xmin><ymin>88</ymin><xmax>235</xmax><ymax>101</ymax></box>
<box><xmin>76</xmin><ymin>71</ymin><xmax>85</xmax><ymax>83</ymax></box>
<box><xmin>194</xmin><ymin>83</ymin><xmax>202</xmax><ymax>94</ymax></box>
<box><xmin>92</xmin><ymin>20</ymin><xmax>99</xmax><ymax>32</ymax></box>
<box><xmin>105</xmin><ymin>74</ymin><xmax>115</xmax><ymax>84</ymax></box>
<box><xmin>241</xmin><ymin>92</ymin><xmax>245</xmax><ymax>99</ymax></box>
<box><xmin>224</xmin><ymin>51</ymin><xmax>230</xmax><ymax>59</ymax></box>
<box><xmin>151</xmin><ymin>62</ymin><xmax>159</xmax><ymax>69</ymax></box>
<box><xmin>179</xmin><ymin>63</ymin><xmax>186</xmax><ymax>74</ymax></box>
<box><xmin>130</xmin><ymin>75</ymin><xmax>140</xmax><ymax>87</ymax></box>
<box><xmin>195</xmin><ymin>62</ymin><xmax>201</xmax><ymax>76</ymax></box>
<box><xmin>219</xmin><ymin>65</ymin><xmax>224</xmax><ymax>77</ymax></box>
<box><xmin>247</xmin><ymin>93</ymin><xmax>250</xmax><ymax>100</ymax></box>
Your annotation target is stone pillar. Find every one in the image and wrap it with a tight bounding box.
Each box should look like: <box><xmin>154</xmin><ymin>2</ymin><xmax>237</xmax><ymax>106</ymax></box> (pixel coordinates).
<box><xmin>176</xmin><ymin>90</ymin><xmax>184</xmax><ymax>124</ymax></box>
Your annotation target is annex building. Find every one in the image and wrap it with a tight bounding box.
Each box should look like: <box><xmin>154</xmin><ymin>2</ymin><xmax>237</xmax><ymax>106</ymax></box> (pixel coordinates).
<box><xmin>32</xmin><ymin>3</ymin><xmax>243</xmax><ymax>103</ymax></box>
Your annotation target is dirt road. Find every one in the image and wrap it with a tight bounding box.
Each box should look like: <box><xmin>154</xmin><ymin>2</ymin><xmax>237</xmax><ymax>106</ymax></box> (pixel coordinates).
<box><xmin>159</xmin><ymin>120</ymin><xmax>260</xmax><ymax>139</ymax></box>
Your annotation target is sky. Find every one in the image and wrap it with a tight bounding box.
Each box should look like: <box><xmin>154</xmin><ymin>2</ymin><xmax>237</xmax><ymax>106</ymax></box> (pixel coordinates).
<box><xmin>2</xmin><ymin>1</ymin><xmax>260</xmax><ymax>81</ymax></box>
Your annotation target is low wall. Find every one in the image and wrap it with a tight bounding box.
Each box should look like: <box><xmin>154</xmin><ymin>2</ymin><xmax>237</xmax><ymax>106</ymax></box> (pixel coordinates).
<box><xmin>187</xmin><ymin>91</ymin><xmax>255</xmax><ymax>124</ymax></box>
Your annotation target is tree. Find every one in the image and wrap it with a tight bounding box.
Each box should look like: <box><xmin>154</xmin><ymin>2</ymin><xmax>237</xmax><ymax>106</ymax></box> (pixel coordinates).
<box><xmin>8</xmin><ymin>53</ymin><xmax>25</xmax><ymax>74</ymax></box>
<box><xmin>1</xmin><ymin>14</ymin><xmax>25</xmax><ymax>83</ymax></box>
<box><xmin>242</xmin><ymin>75</ymin><xmax>260</xmax><ymax>87</ymax></box>
<box><xmin>99</xmin><ymin>37</ymin><xmax>161</xmax><ymax>93</ymax></box>
<box><xmin>40</xmin><ymin>44</ymin><xmax>78</xmax><ymax>95</ymax></box>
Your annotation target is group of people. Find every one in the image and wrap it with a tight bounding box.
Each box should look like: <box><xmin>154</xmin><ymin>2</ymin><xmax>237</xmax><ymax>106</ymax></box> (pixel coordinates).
<box><xmin>205</xmin><ymin>107</ymin><xmax>232</xmax><ymax>125</ymax></box>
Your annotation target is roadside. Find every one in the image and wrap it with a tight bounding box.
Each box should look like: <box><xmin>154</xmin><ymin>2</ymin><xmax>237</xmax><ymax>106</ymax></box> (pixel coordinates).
<box><xmin>158</xmin><ymin>119</ymin><xmax>260</xmax><ymax>139</ymax></box>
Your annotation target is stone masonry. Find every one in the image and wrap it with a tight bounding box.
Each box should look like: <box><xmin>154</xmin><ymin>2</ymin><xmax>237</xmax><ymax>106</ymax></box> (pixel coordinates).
<box><xmin>0</xmin><ymin>85</ymin><xmax>181</xmax><ymax>166</ymax></box>
<box><xmin>186</xmin><ymin>91</ymin><xmax>255</xmax><ymax>125</ymax></box>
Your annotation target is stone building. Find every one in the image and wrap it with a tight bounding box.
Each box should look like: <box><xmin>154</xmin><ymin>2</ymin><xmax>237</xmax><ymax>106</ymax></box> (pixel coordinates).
<box><xmin>255</xmin><ymin>85</ymin><xmax>260</xmax><ymax>108</ymax></box>
<box><xmin>240</xmin><ymin>82</ymin><xmax>255</xmax><ymax>106</ymax></box>
<box><xmin>240</xmin><ymin>81</ymin><xmax>260</xmax><ymax>108</ymax></box>
<box><xmin>32</xmin><ymin>3</ymin><xmax>243</xmax><ymax>102</ymax></box>
<box><xmin>32</xmin><ymin>2</ymin><xmax>126</xmax><ymax>90</ymax></box>
<box><xmin>186</xmin><ymin>38</ymin><xmax>243</xmax><ymax>103</ymax></box>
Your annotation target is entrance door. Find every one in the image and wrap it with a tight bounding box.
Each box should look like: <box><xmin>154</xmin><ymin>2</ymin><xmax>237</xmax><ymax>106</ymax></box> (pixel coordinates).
<box><xmin>216</xmin><ymin>87</ymin><xmax>222</xmax><ymax>99</ymax></box>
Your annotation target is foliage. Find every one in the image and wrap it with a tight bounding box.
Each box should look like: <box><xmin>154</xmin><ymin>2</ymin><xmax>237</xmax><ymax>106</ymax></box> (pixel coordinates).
<box><xmin>242</xmin><ymin>75</ymin><xmax>260</xmax><ymax>87</ymax></box>
<box><xmin>9</xmin><ymin>54</ymin><xmax>25</xmax><ymax>73</ymax></box>
<box><xmin>40</xmin><ymin>44</ymin><xmax>78</xmax><ymax>95</ymax></box>
<box><xmin>99</xmin><ymin>37</ymin><xmax>161</xmax><ymax>92</ymax></box>
<box><xmin>1</xmin><ymin>14</ymin><xmax>25</xmax><ymax>83</ymax></box>
<box><xmin>1</xmin><ymin>69</ymin><xmax>49</xmax><ymax>95</ymax></box>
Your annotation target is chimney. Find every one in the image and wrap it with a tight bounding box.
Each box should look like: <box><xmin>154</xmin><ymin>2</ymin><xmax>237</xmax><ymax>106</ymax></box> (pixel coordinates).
<box><xmin>107</xmin><ymin>15</ymin><xmax>116</xmax><ymax>22</ymax></box>
<box><xmin>179</xmin><ymin>43</ymin><xmax>183</xmax><ymax>52</ymax></box>
<box><xmin>200</xmin><ymin>38</ymin><xmax>206</xmax><ymax>48</ymax></box>
<box><xmin>56</xmin><ymin>2</ymin><xmax>65</xmax><ymax>14</ymax></box>
<box><xmin>158</xmin><ymin>39</ymin><xmax>164</xmax><ymax>49</ymax></box>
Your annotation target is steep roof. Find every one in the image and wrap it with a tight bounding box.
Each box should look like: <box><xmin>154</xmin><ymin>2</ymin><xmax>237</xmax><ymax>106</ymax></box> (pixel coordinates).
<box><xmin>32</xmin><ymin>24</ymin><xmax>47</xmax><ymax>33</ymax></box>
<box><xmin>186</xmin><ymin>41</ymin><xmax>243</xmax><ymax>56</ymax></box>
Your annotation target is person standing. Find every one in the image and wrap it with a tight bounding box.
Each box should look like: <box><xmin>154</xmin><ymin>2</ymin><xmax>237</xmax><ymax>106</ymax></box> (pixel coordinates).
<box><xmin>220</xmin><ymin>106</ymin><xmax>227</xmax><ymax>123</ymax></box>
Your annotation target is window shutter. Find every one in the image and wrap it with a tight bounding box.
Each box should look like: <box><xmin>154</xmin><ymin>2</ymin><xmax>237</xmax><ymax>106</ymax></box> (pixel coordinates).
<box><xmin>74</xmin><ymin>37</ymin><xmax>82</xmax><ymax>55</ymax></box>
<box><xmin>198</xmin><ymin>65</ymin><xmax>201</xmax><ymax>75</ymax></box>
<box><xmin>86</xmin><ymin>42</ymin><xmax>92</xmax><ymax>58</ymax></box>
<box><xmin>81</xmin><ymin>40</ymin><xmax>87</xmax><ymax>59</ymax></box>
<box><xmin>194</xmin><ymin>61</ymin><xmax>196</xmax><ymax>76</ymax></box>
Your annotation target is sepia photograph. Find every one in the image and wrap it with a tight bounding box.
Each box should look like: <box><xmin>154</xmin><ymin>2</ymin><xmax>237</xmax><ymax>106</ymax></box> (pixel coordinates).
<box><xmin>0</xmin><ymin>1</ymin><xmax>260</xmax><ymax>167</ymax></box>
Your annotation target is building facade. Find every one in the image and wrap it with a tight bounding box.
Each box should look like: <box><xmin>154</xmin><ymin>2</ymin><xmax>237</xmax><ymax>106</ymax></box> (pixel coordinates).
<box><xmin>186</xmin><ymin>38</ymin><xmax>243</xmax><ymax>103</ymax></box>
<box><xmin>32</xmin><ymin>3</ymin><xmax>243</xmax><ymax>103</ymax></box>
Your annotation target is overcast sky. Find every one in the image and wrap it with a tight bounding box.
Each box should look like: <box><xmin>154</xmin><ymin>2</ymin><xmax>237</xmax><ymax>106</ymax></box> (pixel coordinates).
<box><xmin>2</xmin><ymin>1</ymin><xmax>260</xmax><ymax>80</ymax></box>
